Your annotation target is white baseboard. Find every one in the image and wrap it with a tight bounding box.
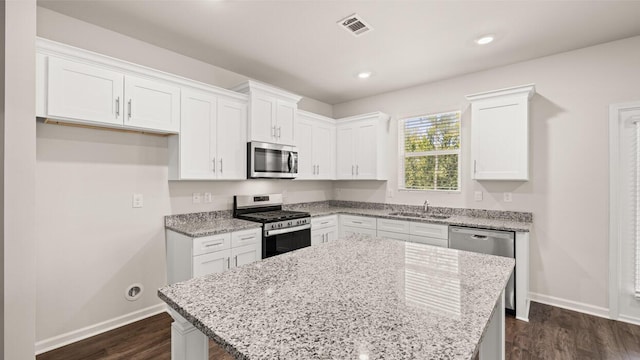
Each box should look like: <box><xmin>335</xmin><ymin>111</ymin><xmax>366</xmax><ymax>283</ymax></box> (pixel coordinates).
<box><xmin>529</xmin><ymin>292</ymin><xmax>610</xmax><ymax>319</ymax></box>
<box><xmin>35</xmin><ymin>303</ymin><xmax>168</xmax><ymax>355</ymax></box>
<box><xmin>617</xmin><ymin>314</ymin><xmax>640</xmax><ymax>326</ymax></box>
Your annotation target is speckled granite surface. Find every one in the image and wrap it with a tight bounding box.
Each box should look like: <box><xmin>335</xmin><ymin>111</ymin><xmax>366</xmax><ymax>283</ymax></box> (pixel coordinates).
<box><xmin>165</xmin><ymin>210</ymin><xmax>260</xmax><ymax>237</ymax></box>
<box><xmin>285</xmin><ymin>202</ymin><xmax>532</xmax><ymax>232</ymax></box>
<box><xmin>158</xmin><ymin>235</ymin><xmax>514</xmax><ymax>360</ymax></box>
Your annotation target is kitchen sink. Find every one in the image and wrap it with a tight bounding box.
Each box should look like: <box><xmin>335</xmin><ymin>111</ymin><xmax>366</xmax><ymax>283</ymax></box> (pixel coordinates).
<box><xmin>388</xmin><ymin>212</ymin><xmax>450</xmax><ymax>220</ymax></box>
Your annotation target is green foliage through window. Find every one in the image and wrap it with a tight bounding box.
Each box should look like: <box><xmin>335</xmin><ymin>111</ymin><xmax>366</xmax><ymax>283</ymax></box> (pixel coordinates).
<box><xmin>401</xmin><ymin>111</ymin><xmax>460</xmax><ymax>191</ymax></box>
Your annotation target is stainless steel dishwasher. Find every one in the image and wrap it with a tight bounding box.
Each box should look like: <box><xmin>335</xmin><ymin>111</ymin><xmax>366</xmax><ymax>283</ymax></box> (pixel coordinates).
<box><xmin>448</xmin><ymin>226</ymin><xmax>515</xmax><ymax>313</ymax></box>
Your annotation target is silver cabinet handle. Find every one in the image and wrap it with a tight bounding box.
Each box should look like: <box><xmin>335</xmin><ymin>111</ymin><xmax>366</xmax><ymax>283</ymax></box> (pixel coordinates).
<box><xmin>204</xmin><ymin>241</ymin><xmax>223</xmax><ymax>248</ymax></box>
<box><xmin>352</xmin><ymin>221</ymin><xmax>363</xmax><ymax>224</ymax></box>
<box><xmin>352</xmin><ymin>165</ymin><xmax>354</xmax><ymax>175</ymax></box>
<box><xmin>212</xmin><ymin>157</ymin><xmax>216</xmax><ymax>172</ymax></box>
<box><xmin>272</xmin><ymin>126</ymin><xmax>276</xmax><ymax>137</ymax></box>
<box><xmin>320</xmin><ymin>221</ymin><xmax>329</xmax><ymax>225</ymax></box>
<box><xmin>127</xmin><ymin>99</ymin><xmax>132</xmax><ymax>119</ymax></box>
<box><xmin>226</xmin><ymin>257</ymin><xmax>230</xmax><ymax>269</ymax></box>
<box><xmin>322</xmin><ymin>233</ymin><xmax>326</xmax><ymax>243</ymax></box>
<box><xmin>474</xmin><ymin>160</ymin><xmax>477</xmax><ymax>174</ymax></box>
<box><xmin>317</xmin><ymin>164</ymin><xmax>320</xmax><ymax>175</ymax></box>
<box><xmin>240</xmin><ymin>236</ymin><xmax>253</xmax><ymax>241</ymax></box>
<box><xmin>220</xmin><ymin>158</ymin><xmax>223</xmax><ymax>173</ymax></box>
<box><xmin>115</xmin><ymin>97</ymin><xmax>120</xmax><ymax>118</ymax></box>
<box><xmin>234</xmin><ymin>255</ymin><xmax>238</xmax><ymax>267</ymax></box>
<box><xmin>277</xmin><ymin>126</ymin><xmax>281</xmax><ymax>138</ymax></box>
<box><xmin>356</xmin><ymin>165</ymin><xmax>359</xmax><ymax>175</ymax></box>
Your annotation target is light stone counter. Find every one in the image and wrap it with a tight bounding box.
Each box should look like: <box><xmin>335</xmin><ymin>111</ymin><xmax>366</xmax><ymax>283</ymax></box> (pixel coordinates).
<box><xmin>159</xmin><ymin>234</ymin><xmax>514</xmax><ymax>360</ymax></box>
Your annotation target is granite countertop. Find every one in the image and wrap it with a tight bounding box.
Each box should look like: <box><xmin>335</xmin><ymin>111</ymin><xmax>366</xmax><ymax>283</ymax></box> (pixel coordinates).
<box><xmin>165</xmin><ymin>210</ymin><xmax>261</xmax><ymax>237</ymax></box>
<box><xmin>290</xmin><ymin>204</ymin><xmax>532</xmax><ymax>232</ymax></box>
<box><xmin>158</xmin><ymin>234</ymin><xmax>515</xmax><ymax>359</ymax></box>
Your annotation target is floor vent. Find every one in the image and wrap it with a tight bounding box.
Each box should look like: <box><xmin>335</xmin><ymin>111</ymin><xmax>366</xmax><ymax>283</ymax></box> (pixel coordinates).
<box><xmin>337</xmin><ymin>13</ymin><xmax>373</xmax><ymax>37</ymax></box>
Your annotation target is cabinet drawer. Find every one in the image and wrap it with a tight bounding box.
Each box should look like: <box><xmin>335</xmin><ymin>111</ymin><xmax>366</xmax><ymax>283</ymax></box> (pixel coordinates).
<box><xmin>312</xmin><ymin>215</ymin><xmax>338</xmax><ymax>230</ymax></box>
<box><xmin>409</xmin><ymin>235</ymin><xmax>448</xmax><ymax>248</ymax></box>
<box><xmin>193</xmin><ymin>249</ymin><xmax>231</xmax><ymax>277</ymax></box>
<box><xmin>193</xmin><ymin>233</ymin><xmax>231</xmax><ymax>256</ymax></box>
<box><xmin>342</xmin><ymin>225</ymin><xmax>377</xmax><ymax>237</ymax></box>
<box><xmin>410</xmin><ymin>222</ymin><xmax>448</xmax><ymax>239</ymax></box>
<box><xmin>377</xmin><ymin>218</ymin><xmax>410</xmax><ymax>234</ymax></box>
<box><xmin>231</xmin><ymin>228</ymin><xmax>261</xmax><ymax>248</ymax></box>
<box><xmin>340</xmin><ymin>215</ymin><xmax>376</xmax><ymax>229</ymax></box>
<box><xmin>377</xmin><ymin>230</ymin><xmax>411</xmax><ymax>242</ymax></box>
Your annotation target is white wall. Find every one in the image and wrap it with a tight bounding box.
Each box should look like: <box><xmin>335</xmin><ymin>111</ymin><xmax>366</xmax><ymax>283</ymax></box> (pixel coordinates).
<box><xmin>35</xmin><ymin>7</ymin><xmax>333</xmax><ymax>345</ymax></box>
<box><xmin>3</xmin><ymin>1</ymin><xmax>37</xmax><ymax>359</ymax></box>
<box><xmin>333</xmin><ymin>35</ymin><xmax>640</xmax><ymax>311</ymax></box>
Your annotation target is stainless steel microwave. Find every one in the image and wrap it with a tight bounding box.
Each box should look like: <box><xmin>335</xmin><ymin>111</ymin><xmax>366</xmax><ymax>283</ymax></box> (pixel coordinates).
<box><xmin>247</xmin><ymin>141</ymin><xmax>298</xmax><ymax>179</ymax></box>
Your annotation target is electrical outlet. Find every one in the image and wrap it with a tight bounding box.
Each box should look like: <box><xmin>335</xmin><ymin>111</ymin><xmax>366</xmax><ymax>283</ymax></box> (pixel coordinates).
<box><xmin>474</xmin><ymin>191</ymin><xmax>483</xmax><ymax>201</ymax></box>
<box><xmin>503</xmin><ymin>192</ymin><xmax>513</xmax><ymax>202</ymax></box>
<box><xmin>192</xmin><ymin>192</ymin><xmax>202</xmax><ymax>204</ymax></box>
<box><xmin>132</xmin><ymin>193</ymin><xmax>143</xmax><ymax>208</ymax></box>
<box><xmin>204</xmin><ymin>192</ymin><xmax>212</xmax><ymax>203</ymax></box>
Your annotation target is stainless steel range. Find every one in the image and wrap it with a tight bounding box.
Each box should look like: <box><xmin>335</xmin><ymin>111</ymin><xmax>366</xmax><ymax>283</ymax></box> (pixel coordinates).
<box><xmin>233</xmin><ymin>194</ymin><xmax>311</xmax><ymax>259</ymax></box>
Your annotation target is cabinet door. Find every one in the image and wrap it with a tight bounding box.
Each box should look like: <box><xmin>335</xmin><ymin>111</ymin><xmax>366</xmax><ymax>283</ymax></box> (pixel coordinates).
<box><xmin>47</xmin><ymin>57</ymin><xmax>123</xmax><ymax>126</ymax></box>
<box><xmin>342</xmin><ymin>225</ymin><xmax>377</xmax><ymax>238</ymax></box>
<box><xmin>377</xmin><ymin>230</ymin><xmax>411</xmax><ymax>242</ymax></box>
<box><xmin>311</xmin><ymin>230</ymin><xmax>324</xmax><ymax>246</ymax></box>
<box><xmin>216</xmin><ymin>98</ymin><xmax>247</xmax><ymax>180</ymax></box>
<box><xmin>325</xmin><ymin>228</ymin><xmax>338</xmax><ymax>243</ymax></box>
<box><xmin>314</xmin><ymin>122</ymin><xmax>334</xmax><ymax>179</ymax></box>
<box><xmin>409</xmin><ymin>235</ymin><xmax>448</xmax><ymax>248</ymax></box>
<box><xmin>336</xmin><ymin>125</ymin><xmax>355</xmax><ymax>179</ymax></box>
<box><xmin>250</xmin><ymin>93</ymin><xmax>276</xmax><ymax>142</ymax></box>
<box><xmin>231</xmin><ymin>244</ymin><xmax>261</xmax><ymax>268</ymax></box>
<box><xmin>180</xmin><ymin>89</ymin><xmax>216</xmax><ymax>179</ymax></box>
<box><xmin>355</xmin><ymin>121</ymin><xmax>378</xmax><ymax>179</ymax></box>
<box><xmin>295</xmin><ymin>117</ymin><xmax>315</xmax><ymax>179</ymax></box>
<box><xmin>193</xmin><ymin>249</ymin><xmax>231</xmax><ymax>278</ymax></box>
<box><xmin>125</xmin><ymin>75</ymin><xmax>180</xmax><ymax>133</ymax></box>
<box><xmin>471</xmin><ymin>96</ymin><xmax>529</xmax><ymax>180</ymax></box>
<box><xmin>276</xmin><ymin>99</ymin><xmax>296</xmax><ymax>145</ymax></box>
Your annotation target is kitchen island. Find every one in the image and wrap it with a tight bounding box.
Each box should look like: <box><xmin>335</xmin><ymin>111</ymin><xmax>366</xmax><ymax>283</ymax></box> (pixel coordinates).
<box><xmin>158</xmin><ymin>234</ymin><xmax>514</xmax><ymax>360</ymax></box>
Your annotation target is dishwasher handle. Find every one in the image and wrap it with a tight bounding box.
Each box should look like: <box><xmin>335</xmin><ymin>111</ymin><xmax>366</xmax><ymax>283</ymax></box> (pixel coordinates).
<box><xmin>470</xmin><ymin>234</ymin><xmax>489</xmax><ymax>240</ymax></box>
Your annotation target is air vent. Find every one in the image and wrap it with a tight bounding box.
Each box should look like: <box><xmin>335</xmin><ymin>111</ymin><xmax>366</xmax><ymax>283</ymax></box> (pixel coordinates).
<box><xmin>337</xmin><ymin>13</ymin><xmax>373</xmax><ymax>37</ymax></box>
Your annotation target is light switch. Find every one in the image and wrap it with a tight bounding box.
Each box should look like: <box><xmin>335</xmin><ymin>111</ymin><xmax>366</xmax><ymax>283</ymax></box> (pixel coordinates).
<box><xmin>503</xmin><ymin>192</ymin><xmax>513</xmax><ymax>202</ymax></box>
<box><xmin>192</xmin><ymin>192</ymin><xmax>201</xmax><ymax>204</ymax></box>
<box><xmin>204</xmin><ymin>192</ymin><xmax>212</xmax><ymax>203</ymax></box>
<box><xmin>132</xmin><ymin>193</ymin><xmax>143</xmax><ymax>208</ymax></box>
<box><xmin>474</xmin><ymin>191</ymin><xmax>483</xmax><ymax>201</ymax></box>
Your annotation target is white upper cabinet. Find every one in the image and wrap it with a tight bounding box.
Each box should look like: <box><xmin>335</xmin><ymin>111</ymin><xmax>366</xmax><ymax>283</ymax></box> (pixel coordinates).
<box><xmin>335</xmin><ymin>112</ymin><xmax>390</xmax><ymax>180</ymax></box>
<box><xmin>47</xmin><ymin>56</ymin><xmax>124</xmax><ymax>126</ymax></box>
<box><xmin>232</xmin><ymin>80</ymin><xmax>302</xmax><ymax>145</ymax></box>
<box><xmin>467</xmin><ymin>84</ymin><xmax>535</xmax><ymax>181</ymax></box>
<box><xmin>169</xmin><ymin>88</ymin><xmax>247</xmax><ymax>180</ymax></box>
<box><xmin>124</xmin><ymin>75</ymin><xmax>180</xmax><ymax>133</ymax></box>
<box><xmin>296</xmin><ymin>110</ymin><xmax>336</xmax><ymax>180</ymax></box>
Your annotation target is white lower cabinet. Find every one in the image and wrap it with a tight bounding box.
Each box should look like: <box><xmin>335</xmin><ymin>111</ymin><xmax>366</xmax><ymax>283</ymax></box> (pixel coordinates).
<box><xmin>339</xmin><ymin>215</ymin><xmax>377</xmax><ymax>237</ymax></box>
<box><xmin>166</xmin><ymin>227</ymin><xmax>262</xmax><ymax>284</ymax></box>
<box><xmin>342</xmin><ymin>226</ymin><xmax>377</xmax><ymax>237</ymax></box>
<box><xmin>376</xmin><ymin>218</ymin><xmax>449</xmax><ymax>248</ymax></box>
<box><xmin>311</xmin><ymin>215</ymin><xmax>338</xmax><ymax>246</ymax></box>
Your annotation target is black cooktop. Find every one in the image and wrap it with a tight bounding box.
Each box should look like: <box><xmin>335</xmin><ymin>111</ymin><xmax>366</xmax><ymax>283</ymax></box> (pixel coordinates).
<box><xmin>236</xmin><ymin>210</ymin><xmax>309</xmax><ymax>223</ymax></box>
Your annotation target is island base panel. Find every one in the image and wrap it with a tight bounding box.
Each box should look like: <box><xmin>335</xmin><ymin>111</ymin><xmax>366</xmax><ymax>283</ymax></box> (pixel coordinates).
<box><xmin>479</xmin><ymin>290</ymin><xmax>506</xmax><ymax>360</ymax></box>
<box><xmin>169</xmin><ymin>309</ymin><xmax>208</xmax><ymax>360</ymax></box>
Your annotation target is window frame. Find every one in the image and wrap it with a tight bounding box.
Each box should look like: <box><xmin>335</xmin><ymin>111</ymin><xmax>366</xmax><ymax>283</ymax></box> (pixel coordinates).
<box><xmin>397</xmin><ymin>110</ymin><xmax>462</xmax><ymax>193</ymax></box>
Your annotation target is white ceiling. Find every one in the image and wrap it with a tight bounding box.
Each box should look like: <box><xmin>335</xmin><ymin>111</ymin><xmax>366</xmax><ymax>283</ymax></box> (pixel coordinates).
<box><xmin>38</xmin><ymin>0</ymin><xmax>640</xmax><ymax>104</ymax></box>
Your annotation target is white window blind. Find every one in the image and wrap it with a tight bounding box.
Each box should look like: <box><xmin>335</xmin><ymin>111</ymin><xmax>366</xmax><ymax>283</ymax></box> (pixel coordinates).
<box><xmin>635</xmin><ymin>121</ymin><xmax>640</xmax><ymax>298</ymax></box>
<box><xmin>399</xmin><ymin>111</ymin><xmax>461</xmax><ymax>191</ymax></box>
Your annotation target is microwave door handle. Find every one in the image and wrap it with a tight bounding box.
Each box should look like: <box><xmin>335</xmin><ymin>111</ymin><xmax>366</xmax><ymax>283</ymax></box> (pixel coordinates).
<box><xmin>288</xmin><ymin>152</ymin><xmax>293</xmax><ymax>171</ymax></box>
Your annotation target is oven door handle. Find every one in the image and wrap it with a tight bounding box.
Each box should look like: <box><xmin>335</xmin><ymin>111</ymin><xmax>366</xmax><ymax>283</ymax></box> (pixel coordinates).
<box><xmin>264</xmin><ymin>223</ymin><xmax>311</xmax><ymax>237</ymax></box>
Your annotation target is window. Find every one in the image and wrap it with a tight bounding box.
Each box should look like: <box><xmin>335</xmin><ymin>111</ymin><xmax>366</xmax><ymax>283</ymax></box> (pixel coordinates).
<box><xmin>399</xmin><ymin>111</ymin><xmax>461</xmax><ymax>191</ymax></box>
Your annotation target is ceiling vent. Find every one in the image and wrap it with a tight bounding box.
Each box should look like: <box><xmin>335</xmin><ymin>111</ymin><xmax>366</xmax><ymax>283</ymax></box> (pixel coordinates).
<box><xmin>337</xmin><ymin>13</ymin><xmax>373</xmax><ymax>37</ymax></box>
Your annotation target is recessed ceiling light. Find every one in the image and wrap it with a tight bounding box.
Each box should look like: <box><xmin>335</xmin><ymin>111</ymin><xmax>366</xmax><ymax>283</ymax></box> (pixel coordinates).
<box><xmin>475</xmin><ymin>35</ymin><xmax>495</xmax><ymax>45</ymax></box>
<box><xmin>357</xmin><ymin>71</ymin><xmax>372</xmax><ymax>79</ymax></box>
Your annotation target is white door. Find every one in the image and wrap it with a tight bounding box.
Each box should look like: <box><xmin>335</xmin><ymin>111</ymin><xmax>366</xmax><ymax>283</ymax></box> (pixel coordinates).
<box><xmin>336</xmin><ymin>125</ymin><xmax>355</xmax><ymax>179</ymax></box>
<box><xmin>276</xmin><ymin>99</ymin><xmax>296</xmax><ymax>145</ymax></box>
<box><xmin>192</xmin><ymin>249</ymin><xmax>231</xmax><ymax>277</ymax></box>
<box><xmin>216</xmin><ymin>98</ymin><xmax>247</xmax><ymax>180</ymax></box>
<box><xmin>47</xmin><ymin>57</ymin><xmax>123</xmax><ymax>126</ymax></box>
<box><xmin>355</xmin><ymin>121</ymin><xmax>377</xmax><ymax>179</ymax></box>
<box><xmin>231</xmin><ymin>244</ymin><xmax>261</xmax><ymax>267</ymax></box>
<box><xmin>250</xmin><ymin>93</ymin><xmax>276</xmax><ymax>143</ymax></box>
<box><xmin>295</xmin><ymin>117</ymin><xmax>314</xmax><ymax>179</ymax></box>
<box><xmin>311</xmin><ymin>230</ymin><xmax>324</xmax><ymax>246</ymax></box>
<box><xmin>180</xmin><ymin>89</ymin><xmax>217</xmax><ymax>180</ymax></box>
<box><xmin>124</xmin><ymin>75</ymin><xmax>180</xmax><ymax>133</ymax></box>
<box><xmin>314</xmin><ymin>123</ymin><xmax>334</xmax><ymax>179</ymax></box>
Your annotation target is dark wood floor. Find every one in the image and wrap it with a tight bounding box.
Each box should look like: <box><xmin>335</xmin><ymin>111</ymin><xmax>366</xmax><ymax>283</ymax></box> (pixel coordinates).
<box><xmin>38</xmin><ymin>302</ymin><xmax>640</xmax><ymax>360</ymax></box>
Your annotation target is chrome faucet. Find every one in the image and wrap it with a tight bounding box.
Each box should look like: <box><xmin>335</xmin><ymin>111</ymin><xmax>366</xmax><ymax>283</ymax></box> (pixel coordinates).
<box><xmin>423</xmin><ymin>200</ymin><xmax>430</xmax><ymax>213</ymax></box>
